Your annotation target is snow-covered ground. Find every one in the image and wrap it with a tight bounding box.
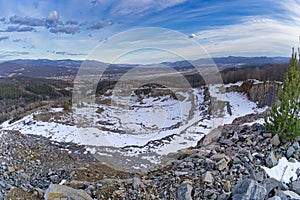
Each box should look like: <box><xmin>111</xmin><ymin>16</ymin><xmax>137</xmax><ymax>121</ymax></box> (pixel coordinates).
<box><xmin>0</xmin><ymin>82</ymin><xmax>268</xmax><ymax>170</ymax></box>
<box><xmin>261</xmin><ymin>157</ymin><xmax>300</xmax><ymax>184</ymax></box>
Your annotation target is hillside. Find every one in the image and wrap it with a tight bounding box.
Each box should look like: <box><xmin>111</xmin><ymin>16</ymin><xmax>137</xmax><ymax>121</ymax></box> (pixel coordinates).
<box><xmin>0</xmin><ymin>77</ymin><xmax>72</xmax><ymax>124</ymax></box>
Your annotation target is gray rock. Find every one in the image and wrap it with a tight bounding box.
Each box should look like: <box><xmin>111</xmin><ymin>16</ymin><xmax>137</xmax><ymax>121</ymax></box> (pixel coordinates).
<box><xmin>223</xmin><ymin>180</ymin><xmax>231</xmax><ymax>192</ymax></box>
<box><xmin>263</xmin><ymin>132</ymin><xmax>273</xmax><ymax>138</ymax></box>
<box><xmin>266</xmin><ymin>151</ymin><xmax>278</xmax><ymax>168</ymax></box>
<box><xmin>267</xmin><ymin>196</ymin><xmax>281</xmax><ymax>200</ymax></box>
<box><xmin>216</xmin><ymin>158</ymin><xmax>228</xmax><ymax>171</ymax></box>
<box><xmin>211</xmin><ymin>154</ymin><xmax>228</xmax><ymax>162</ymax></box>
<box><xmin>275</xmin><ymin>190</ymin><xmax>288</xmax><ymax>200</ymax></box>
<box><xmin>197</xmin><ymin>127</ymin><xmax>222</xmax><ymax>147</ymax></box>
<box><xmin>217</xmin><ymin>193</ymin><xmax>230</xmax><ymax>200</ymax></box>
<box><xmin>49</xmin><ymin>175</ymin><xmax>59</xmax><ymax>183</ymax></box>
<box><xmin>177</xmin><ymin>181</ymin><xmax>193</xmax><ymax>200</ymax></box>
<box><xmin>289</xmin><ymin>157</ymin><xmax>297</xmax><ymax>163</ymax></box>
<box><xmin>282</xmin><ymin>190</ymin><xmax>300</xmax><ymax>199</ymax></box>
<box><xmin>291</xmin><ymin>180</ymin><xmax>300</xmax><ymax>195</ymax></box>
<box><xmin>262</xmin><ymin>178</ymin><xmax>281</xmax><ymax>195</ymax></box>
<box><xmin>204</xmin><ymin>188</ymin><xmax>215</xmax><ymax>197</ymax></box>
<box><xmin>44</xmin><ymin>184</ymin><xmax>93</xmax><ymax>200</ymax></box>
<box><xmin>174</xmin><ymin>171</ymin><xmax>189</xmax><ymax>176</ymax></box>
<box><xmin>132</xmin><ymin>177</ymin><xmax>143</xmax><ymax>189</ymax></box>
<box><xmin>202</xmin><ymin>171</ymin><xmax>214</xmax><ymax>183</ymax></box>
<box><xmin>287</xmin><ymin>146</ymin><xmax>295</xmax><ymax>158</ymax></box>
<box><xmin>232</xmin><ymin>179</ymin><xmax>267</xmax><ymax>200</ymax></box>
<box><xmin>293</xmin><ymin>142</ymin><xmax>300</xmax><ymax>150</ymax></box>
<box><xmin>66</xmin><ymin>180</ymin><xmax>86</xmax><ymax>189</ymax></box>
<box><xmin>270</xmin><ymin>134</ymin><xmax>280</xmax><ymax>146</ymax></box>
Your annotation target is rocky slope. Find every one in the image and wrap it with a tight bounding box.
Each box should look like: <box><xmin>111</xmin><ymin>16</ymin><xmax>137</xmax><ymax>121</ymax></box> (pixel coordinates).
<box><xmin>2</xmin><ymin>122</ymin><xmax>300</xmax><ymax>199</ymax></box>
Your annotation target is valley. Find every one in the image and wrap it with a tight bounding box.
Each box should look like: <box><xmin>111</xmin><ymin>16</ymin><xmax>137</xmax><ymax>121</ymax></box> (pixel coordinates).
<box><xmin>0</xmin><ymin>58</ymin><xmax>297</xmax><ymax>199</ymax></box>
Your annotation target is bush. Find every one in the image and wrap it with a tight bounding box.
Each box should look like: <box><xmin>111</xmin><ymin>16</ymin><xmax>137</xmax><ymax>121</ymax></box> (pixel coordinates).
<box><xmin>63</xmin><ymin>102</ymin><xmax>70</xmax><ymax>112</ymax></box>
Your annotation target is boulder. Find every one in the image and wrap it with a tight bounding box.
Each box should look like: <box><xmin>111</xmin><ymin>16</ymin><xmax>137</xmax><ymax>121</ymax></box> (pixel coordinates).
<box><xmin>270</xmin><ymin>134</ymin><xmax>280</xmax><ymax>146</ymax></box>
<box><xmin>267</xmin><ymin>196</ymin><xmax>281</xmax><ymax>200</ymax></box>
<box><xmin>232</xmin><ymin>179</ymin><xmax>267</xmax><ymax>200</ymax></box>
<box><xmin>44</xmin><ymin>184</ymin><xmax>93</xmax><ymax>200</ymax></box>
<box><xmin>177</xmin><ymin>181</ymin><xmax>193</xmax><ymax>200</ymax></box>
<box><xmin>216</xmin><ymin>158</ymin><xmax>229</xmax><ymax>171</ymax></box>
<box><xmin>5</xmin><ymin>188</ymin><xmax>42</xmax><ymax>200</ymax></box>
<box><xmin>266</xmin><ymin>151</ymin><xmax>278</xmax><ymax>168</ymax></box>
<box><xmin>66</xmin><ymin>180</ymin><xmax>86</xmax><ymax>189</ymax></box>
<box><xmin>202</xmin><ymin>171</ymin><xmax>214</xmax><ymax>183</ymax></box>
<box><xmin>262</xmin><ymin>178</ymin><xmax>281</xmax><ymax>195</ymax></box>
<box><xmin>291</xmin><ymin>180</ymin><xmax>300</xmax><ymax>195</ymax></box>
<box><xmin>286</xmin><ymin>146</ymin><xmax>295</xmax><ymax>158</ymax></box>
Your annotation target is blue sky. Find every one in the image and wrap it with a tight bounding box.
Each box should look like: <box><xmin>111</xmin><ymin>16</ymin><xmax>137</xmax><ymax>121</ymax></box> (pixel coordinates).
<box><xmin>0</xmin><ymin>0</ymin><xmax>299</xmax><ymax>63</ymax></box>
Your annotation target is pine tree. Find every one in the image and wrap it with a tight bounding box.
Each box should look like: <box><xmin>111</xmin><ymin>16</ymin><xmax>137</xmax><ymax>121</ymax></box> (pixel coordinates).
<box><xmin>265</xmin><ymin>48</ymin><xmax>300</xmax><ymax>141</ymax></box>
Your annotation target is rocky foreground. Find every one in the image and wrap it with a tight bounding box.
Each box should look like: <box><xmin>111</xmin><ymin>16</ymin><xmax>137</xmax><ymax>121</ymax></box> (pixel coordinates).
<box><xmin>1</xmin><ymin>123</ymin><xmax>300</xmax><ymax>199</ymax></box>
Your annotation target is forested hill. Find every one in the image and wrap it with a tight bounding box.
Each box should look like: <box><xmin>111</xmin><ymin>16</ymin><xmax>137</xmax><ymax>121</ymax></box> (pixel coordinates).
<box><xmin>0</xmin><ymin>77</ymin><xmax>72</xmax><ymax>123</ymax></box>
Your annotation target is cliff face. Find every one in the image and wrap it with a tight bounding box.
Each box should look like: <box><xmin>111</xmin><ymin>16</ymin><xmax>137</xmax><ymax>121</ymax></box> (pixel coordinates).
<box><xmin>227</xmin><ymin>80</ymin><xmax>282</xmax><ymax>108</ymax></box>
<box><xmin>248</xmin><ymin>81</ymin><xmax>281</xmax><ymax>108</ymax></box>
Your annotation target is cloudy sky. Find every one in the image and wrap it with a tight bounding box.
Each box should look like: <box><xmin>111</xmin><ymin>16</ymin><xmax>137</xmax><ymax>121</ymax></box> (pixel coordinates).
<box><xmin>0</xmin><ymin>0</ymin><xmax>300</xmax><ymax>63</ymax></box>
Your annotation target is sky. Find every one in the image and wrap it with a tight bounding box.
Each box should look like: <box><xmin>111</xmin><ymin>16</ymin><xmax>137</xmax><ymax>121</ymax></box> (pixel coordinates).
<box><xmin>0</xmin><ymin>0</ymin><xmax>300</xmax><ymax>63</ymax></box>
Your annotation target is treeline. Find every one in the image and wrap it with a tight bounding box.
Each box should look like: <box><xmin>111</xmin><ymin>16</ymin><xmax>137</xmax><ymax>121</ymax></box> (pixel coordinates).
<box><xmin>184</xmin><ymin>63</ymin><xmax>289</xmax><ymax>87</ymax></box>
<box><xmin>221</xmin><ymin>64</ymin><xmax>289</xmax><ymax>84</ymax></box>
<box><xmin>93</xmin><ymin>63</ymin><xmax>289</xmax><ymax>94</ymax></box>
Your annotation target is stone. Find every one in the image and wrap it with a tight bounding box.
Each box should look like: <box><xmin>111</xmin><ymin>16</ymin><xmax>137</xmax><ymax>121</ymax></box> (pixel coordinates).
<box><xmin>232</xmin><ymin>179</ymin><xmax>267</xmax><ymax>200</ymax></box>
<box><xmin>217</xmin><ymin>193</ymin><xmax>230</xmax><ymax>200</ymax></box>
<box><xmin>216</xmin><ymin>158</ymin><xmax>228</xmax><ymax>171</ymax></box>
<box><xmin>204</xmin><ymin>189</ymin><xmax>215</xmax><ymax>197</ymax></box>
<box><xmin>5</xmin><ymin>188</ymin><xmax>41</xmax><ymax>200</ymax></box>
<box><xmin>263</xmin><ymin>132</ymin><xmax>273</xmax><ymax>138</ymax></box>
<box><xmin>44</xmin><ymin>184</ymin><xmax>93</xmax><ymax>200</ymax></box>
<box><xmin>66</xmin><ymin>180</ymin><xmax>86</xmax><ymax>189</ymax></box>
<box><xmin>177</xmin><ymin>181</ymin><xmax>193</xmax><ymax>200</ymax></box>
<box><xmin>197</xmin><ymin>127</ymin><xmax>222</xmax><ymax>147</ymax></box>
<box><xmin>202</xmin><ymin>171</ymin><xmax>214</xmax><ymax>183</ymax></box>
<box><xmin>262</xmin><ymin>178</ymin><xmax>281</xmax><ymax>195</ymax></box>
<box><xmin>8</xmin><ymin>166</ymin><xmax>15</xmax><ymax>173</ymax></box>
<box><xmin>132</xmin><ymin>177</ymin><xmax>143</xmax><ymax>189</ymax></box>
<box><xmin>293</xmin><ymin>142</ymin><xmax>300</xmax><ymax>150</ymax></box>
<box><xmin>223</xmin><ymin>180</ymin><xmax>231</xmax><ymax>192</ymax></box>
<box><xmin>270</xmin><ymin>134</ymin><xmax>280</xmax><ymax>146</ymax></box>
<box><xmin>282</xmin><ymin>190</ymin><xmax>300</xmax><ymax>199</ymax></box>
<box><xmin>211</xmin><ymin>154</ymin><xmax>229</xmax><ymax>162</ymax></box>
<box><xmin>286</xmin><ymin>146</ymin><xmax>295</xmax><ymax>158</ymax></box>
<box><xmin>267</xmin><ymin>196</ymin><xmax>281</xmax><ymax>200</ymax></box>
<box><xmin>174</xmin><ymin>171</ymin><xmax>189</xmax><ymax>176</ymax></box>
<box><xmin>266</xmin><ymin>151</ymin><xmax>278</xmax><ymax>168</ymax></box>
<box><xmin>113</xmin><ymin>189</ymin><xmax>125</xmax><ymax>197</ymax></box>
<box><xmin>204</xmin><ymin>189</ymin><xmax>217</xmax><ymax>199</ymax></box>
<box><xmin>49</xmin><ymin>175</ymin><xmax>59</xmax><ymax>183</ymax></box>
<box><xmin>275</xmin><ymin>190</ymin><xmax>288</xmax><ymax>200</ymax></box>
<box><xmin>291</xmin><ymin>180</ymin><xmax>300</xmax><ymax>195</ymax></box>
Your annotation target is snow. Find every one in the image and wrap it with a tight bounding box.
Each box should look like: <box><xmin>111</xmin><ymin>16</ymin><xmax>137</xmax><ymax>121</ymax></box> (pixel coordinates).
<box><xmin>0</xmin><ymin>113</ymin><xmax>80</xmax><ymax>143</ymax></box>
<box><xmin>59</xmin><ymin>179</ymin><xmax>67</xmax><ymax>185</ymax></box>
<box><xmin>243</xmin><ymin>118</ymin><xmax>265</xmax><ymax>126</ymax></box>
<box><xmin>223</xmin><ymin>92</ymin><xmax>267</xmax><ymax>124</ymax></box>
<box><xmin>261</xmin><ymin>157</ymin><xmax>300</xmax><ymax>183</ymax></box>
<box><xmin>282</xmin><ymin>190</ymin><xmax>300</xmax><ymax>199</ymax></box>
<box><xmin>0</xmin><ymin>82</ymin><xmax>268</xmax><ymax>169</ymax></box>
<box><xmin>224</xmin><ymin>81</ymin><xmax>243</xmax><ymax>88</ymax></box>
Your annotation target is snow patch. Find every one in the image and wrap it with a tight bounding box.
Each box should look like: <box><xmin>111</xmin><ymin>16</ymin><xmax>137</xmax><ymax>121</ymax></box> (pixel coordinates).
<box><xmin>261</xmin><ymin>157</ymin><xmax>300</xmax><ymax>183</ymax></box>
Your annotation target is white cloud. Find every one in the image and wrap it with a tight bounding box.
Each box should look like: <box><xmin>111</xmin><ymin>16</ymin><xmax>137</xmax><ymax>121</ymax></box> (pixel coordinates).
<box><xmin>108</xmin><ymin>0</ymin><xmax>187</xmax><ymax>15</ymax></box>
<box><xmin>46</xmin><ymin>10</ymin><xmax>59</xmax><ymax>27</ymax></box>
<box><xmin>278</xmin><ymin>0</ymin><xmax>300</xmax><ymax>22</ymax></box>
<box><xmin>194</xmin><ymin>17</ymin><xmax>300</xmax><ymax>57</ymax></box>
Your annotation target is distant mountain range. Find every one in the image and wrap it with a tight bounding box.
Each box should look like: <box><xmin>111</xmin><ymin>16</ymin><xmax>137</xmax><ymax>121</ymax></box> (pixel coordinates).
<box><xmin>0</xmin><ymin>56</ymin><xmax>290</xmax><ymax>78</ymax></box>
<box><xmin>162</xmin><ymin>56</ymin><xmax>290</xmax><ymax>67</ymax></box>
